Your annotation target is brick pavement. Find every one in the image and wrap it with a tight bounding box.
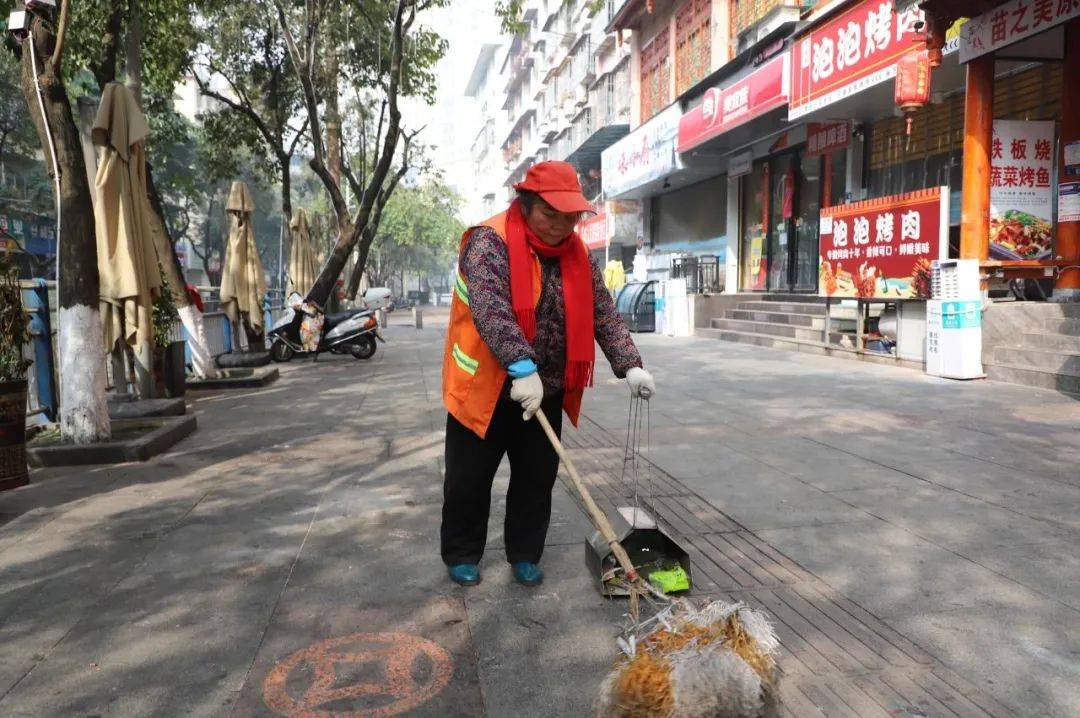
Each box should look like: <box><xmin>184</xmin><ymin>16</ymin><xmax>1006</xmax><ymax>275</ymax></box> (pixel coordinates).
<box><xmin>563</xmin><ymin>416</ymin><xmax>1017</xmax><ymax>718</ymax></box>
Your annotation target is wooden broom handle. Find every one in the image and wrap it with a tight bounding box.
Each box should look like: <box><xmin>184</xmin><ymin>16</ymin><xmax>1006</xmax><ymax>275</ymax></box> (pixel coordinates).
<box><xmin>534</xmin><ymin>409</ymin><xmax>639</xmax><ymax>583</ymax></box>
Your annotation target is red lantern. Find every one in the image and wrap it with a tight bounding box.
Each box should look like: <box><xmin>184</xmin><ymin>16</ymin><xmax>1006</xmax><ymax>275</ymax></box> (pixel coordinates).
<box><xmin>895</xmin><ymin>49</ymin><xmax>932</xmax><ymax>137</ymax></box>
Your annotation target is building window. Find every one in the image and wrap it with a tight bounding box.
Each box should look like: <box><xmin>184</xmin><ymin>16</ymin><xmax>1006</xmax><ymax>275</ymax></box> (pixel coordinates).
<box><xmin>675</xmin><ymin>0</ymin><xmax>711</xmax><ymax>95</ymax></box>
<box><xmin>640</xmin><ymin>28</ymin><xmax>671</xmax><ymax>122</ymax></box>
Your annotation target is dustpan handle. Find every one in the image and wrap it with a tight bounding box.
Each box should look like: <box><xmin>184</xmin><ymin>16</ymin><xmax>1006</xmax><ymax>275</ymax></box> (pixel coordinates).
<box><xmin>534</xmin><ymin>409</ymin><xmax>639</xmax><ymax>583</ymax></box>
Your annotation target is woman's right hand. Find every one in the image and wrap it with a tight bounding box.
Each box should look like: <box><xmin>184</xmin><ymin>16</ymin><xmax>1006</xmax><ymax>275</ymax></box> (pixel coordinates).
<box><xmin>510</xmin><ymin>373</ymin><xmax>544</xmax><ymax>420</ymax></box>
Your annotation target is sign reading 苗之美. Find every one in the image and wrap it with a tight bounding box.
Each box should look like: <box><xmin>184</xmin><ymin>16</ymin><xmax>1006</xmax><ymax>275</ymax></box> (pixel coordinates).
<box><xmin>960</xmin><ymin>0</ymin><xmax>1080</xmax><ymax>63</ymax></box>
<box><xmin>818</xmin><ymin>187</ymin><xmax>949</xmax><ymax>299</ymax></box>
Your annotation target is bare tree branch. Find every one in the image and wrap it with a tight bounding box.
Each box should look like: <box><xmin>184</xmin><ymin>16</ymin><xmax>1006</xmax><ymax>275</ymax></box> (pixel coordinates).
<box><xmin>50</xmin><ymin>0</ymin><xmax>72</xmax><ymax>68</ymax></box>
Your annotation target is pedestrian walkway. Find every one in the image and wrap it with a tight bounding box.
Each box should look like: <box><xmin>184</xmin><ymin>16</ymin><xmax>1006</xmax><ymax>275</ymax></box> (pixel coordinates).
<box><xmin>0</xmin><ymin>317</ymin><xmax>1076</xmax><ymax>716</ymax></box>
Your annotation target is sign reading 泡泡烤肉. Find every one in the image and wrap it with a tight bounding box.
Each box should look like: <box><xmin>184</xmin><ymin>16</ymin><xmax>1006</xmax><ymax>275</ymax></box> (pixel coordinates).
<box><xmin>818</xmin><ymin>187</ymin><xmax>949</xmax><ymax>299</ymax></box>
<box><xmin>789</xmin><ymin>0</ymin><xmax>927</xmax><ymax>120</ymax></box>
<box><xmin>960</xmin><ymin>0</ymin><xmax>1080</xmax><ymax>63</ymax></box>
<box><xmin>990</xmin><ymin>120</ymin><xmax>1055</xmax><ymax>260</ymax></box>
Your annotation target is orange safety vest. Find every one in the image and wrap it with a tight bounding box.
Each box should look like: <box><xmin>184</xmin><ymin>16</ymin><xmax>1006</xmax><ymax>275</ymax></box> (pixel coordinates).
<box><xmin>442</xmin><ymin>211</ymin><xmax>584</xmax><ymax>438</ymax></box>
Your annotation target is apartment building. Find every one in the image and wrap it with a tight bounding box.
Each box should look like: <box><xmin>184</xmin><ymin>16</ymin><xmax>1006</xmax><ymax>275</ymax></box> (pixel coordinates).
<box><xmin>463</xmin><ymin>0</ymin><xmax>634</xmax><ymax>256</ymax></box>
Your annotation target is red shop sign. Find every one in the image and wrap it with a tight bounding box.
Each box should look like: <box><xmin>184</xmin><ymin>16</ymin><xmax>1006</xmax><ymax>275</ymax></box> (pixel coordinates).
<box><xmin>806</xmin><ymin>121</ymin><xmax>851</xmax><ymax>157</ymax></box>
<box><xmin>577</xmin><ymin>212</ymin><xmax>608</xmax><ymax>250</ymax></box>
<box><xmin>818</xmin><ymin>186</ymin><xmax>948</xmax><ymax>298</ymax></box>
<box><xmin>677</xmin><ymin>54</ymin><xmax>789</xmax><ymax>153</ymax></box>
<box><xmin>789</xmin><ymin>0</ymin><xmax>927</xmax><ymax>120</ymax></box>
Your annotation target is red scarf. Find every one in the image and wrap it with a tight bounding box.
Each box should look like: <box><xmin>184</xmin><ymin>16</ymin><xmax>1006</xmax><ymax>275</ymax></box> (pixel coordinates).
<box><xmin>505</xmin><ymin>199</ymin><xmax>595</xmax><ymax>390</ymax></box>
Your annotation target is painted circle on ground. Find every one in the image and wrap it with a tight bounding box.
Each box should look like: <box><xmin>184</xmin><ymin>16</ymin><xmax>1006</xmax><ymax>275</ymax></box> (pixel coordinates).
<box><xmin>262</xmin><ymin>631</ymin><xmax>453</xmax><ymax>717</ymax></box>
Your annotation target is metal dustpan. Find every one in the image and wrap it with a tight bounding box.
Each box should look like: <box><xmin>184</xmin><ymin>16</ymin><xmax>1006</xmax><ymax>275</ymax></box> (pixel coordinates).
<box><xmin>585</xmin><ymin>505</ymin><xmax>693</xmax><ymax>598</ymax></box>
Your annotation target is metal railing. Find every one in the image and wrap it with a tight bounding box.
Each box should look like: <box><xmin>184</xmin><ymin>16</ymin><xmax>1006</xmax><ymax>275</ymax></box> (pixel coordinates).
<box><xmin>19</xmin><ymin>283</ymin><xmax>287</xmax><ymax>421</ymax></box>
<box><xmin>671</xmin><ymin>255</ymin><xmax>723</xmax><ymax>294</ymax></box>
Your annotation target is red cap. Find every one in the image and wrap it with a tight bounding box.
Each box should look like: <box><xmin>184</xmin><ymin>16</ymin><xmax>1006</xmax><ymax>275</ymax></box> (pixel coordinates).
<box><xmin>513</xmin><ymin>161</ymin><xmax>594</xmax><ymax>214</ymax></box>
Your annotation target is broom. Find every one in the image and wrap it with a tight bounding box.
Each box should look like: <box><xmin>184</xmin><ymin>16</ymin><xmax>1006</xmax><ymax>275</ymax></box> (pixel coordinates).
<box><xmin>534</xmin><ymin>410</ymin><xmax>781</xmax><ymax>718</ymax></box>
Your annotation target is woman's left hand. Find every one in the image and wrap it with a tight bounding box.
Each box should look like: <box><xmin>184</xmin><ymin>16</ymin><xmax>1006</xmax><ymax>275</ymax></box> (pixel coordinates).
<box><xmin>626</xmin><ymin>367</ymin><xmax>655</xmax><ymax>399</ymax></box>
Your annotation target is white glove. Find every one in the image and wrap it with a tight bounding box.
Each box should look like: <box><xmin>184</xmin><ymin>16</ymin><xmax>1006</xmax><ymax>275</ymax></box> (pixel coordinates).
<box><xmin>626</xmin><ymin>367</ymin><xmax>655</xmax><ymax>399</ymax></box>
<box><xmin>510</xmin><ymin>373</ymin><xmax>544</xmax><ymax>420</ymax></box>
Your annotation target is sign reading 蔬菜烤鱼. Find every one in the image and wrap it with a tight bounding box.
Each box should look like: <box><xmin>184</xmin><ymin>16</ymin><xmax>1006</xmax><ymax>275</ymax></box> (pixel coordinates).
<box><xmin>789</xmin><ymin>0</ymin><xmax>927</xmax><ymax>120</ymax></box>
<box><xmin>960</xmin><ymin>0</ymin><xmax>1080</xmax><ymax>63</ymax></box>
<box><xmin>990</xmin><ymin>120</ymin><xmax>1055</xmax><ymax>260</ymax></box>
<box><xmin>577</xmin><ymin>212</ymin><xmax>608</xmax><ymax>250</ymax></box>
<box><xmin>819</xmin><ymin>187</ymin><xmax>948</xmax><ymax>298</ymax></box>
<box><xmin>805</xmin><ymin>121</ymin><xmax>851</xmax><ymax>157</ymax></box>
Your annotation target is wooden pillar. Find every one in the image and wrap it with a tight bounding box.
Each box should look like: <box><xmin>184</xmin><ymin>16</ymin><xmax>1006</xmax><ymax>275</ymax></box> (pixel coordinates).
<box><xmin>1056</xmin><ymin>20</ymin><xmax>1080</xmax><ymax>298</ymax></box>
<box><xmin>960</xmin><ymin>55</ymin><xmax>994</xmax><ymax>263</ymax></box>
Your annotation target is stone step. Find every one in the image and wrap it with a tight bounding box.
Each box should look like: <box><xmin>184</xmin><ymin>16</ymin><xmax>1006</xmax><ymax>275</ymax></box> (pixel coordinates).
<box><xmin>709</xmin><ymin>317</ymin><xmax>824</xmax><ymax>342</ymax></box>
<box><xmin>1041</xmin><ymin>317</ymin><xmax>1080</xmax><ymax>335</ymax></box>
<box><xmin>992</xmin><ymin>347</ymin><xmax>1080</xmax><ymax>376</ymax></box>
<box><xmin>736</xmin><ymin>300</ymin><xmax>828</xmax><ymax>316</ymax></box>
<box><xmin>985</xmin><ymin>362</ymin><xmax>1080</xmax><ymax>395</ymax></box>
<box><xmin>726</xmin><ymin>309</ymin><xmax>826</xmax><ymax>329</ymax></box>
<box><xmin>710</xmin><ymin>329</ymin><xmax>829</xmax><ymax>355</ymax></box>
<box><xmin>1018</xmin><ymin>331</ymin><xmax>1080</xmax><ymax>353</ymax></box>
<box><xmin>994</xmin><ymin>301</ymin><xmax>1080</xmax><ymax>318</ymax></box>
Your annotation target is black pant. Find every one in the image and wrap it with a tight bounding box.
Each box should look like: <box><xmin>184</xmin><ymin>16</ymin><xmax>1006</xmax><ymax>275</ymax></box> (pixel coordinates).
<box><xmin>441</xmin><ymin>393</ymin><xmax>563</xmax><ymax>565</ymax></box>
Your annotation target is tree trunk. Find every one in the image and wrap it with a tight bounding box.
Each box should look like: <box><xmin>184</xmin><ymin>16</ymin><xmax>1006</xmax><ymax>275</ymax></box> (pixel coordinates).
<box><xmin>279</xmin><ymin>157</ymin><xmax>293</xmax><ymax>292</ymax></box>
<box><xmin>20</xmin><ymin>18</ymin><xmax>110</xmax><ymax>443</ymax></box>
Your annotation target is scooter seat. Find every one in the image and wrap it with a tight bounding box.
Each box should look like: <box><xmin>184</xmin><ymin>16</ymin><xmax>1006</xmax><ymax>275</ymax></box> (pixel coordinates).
<box><xmin>324</xmin><ymin>310</ymin><xmax>357</xmax><ymax>328</ymax></box>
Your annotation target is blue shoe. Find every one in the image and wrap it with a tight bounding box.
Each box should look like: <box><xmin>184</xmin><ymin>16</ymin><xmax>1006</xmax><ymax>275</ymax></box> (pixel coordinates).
<box><xmin>447</xmin><ymin>563</ymin><xmax>480</xmax><ymax>586</ymax></box>
<box><xmin>511</xmin><ymin>562</ymin><xmax>543</xmax><ymax>587</ymax></box>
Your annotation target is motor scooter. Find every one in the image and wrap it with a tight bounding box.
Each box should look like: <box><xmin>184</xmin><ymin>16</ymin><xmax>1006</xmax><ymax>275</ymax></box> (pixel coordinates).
<box><xmin>268</xmin><ymin>289</ymin><xmax>390</xmax><ymax>362</ymax></box>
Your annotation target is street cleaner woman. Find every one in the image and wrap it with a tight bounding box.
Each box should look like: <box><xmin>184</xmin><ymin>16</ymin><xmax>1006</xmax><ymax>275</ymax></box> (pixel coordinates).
<box><xmin>441</xmin><ymin>160</ymin><xmax>655</xmax><ymax>587</ymax></box>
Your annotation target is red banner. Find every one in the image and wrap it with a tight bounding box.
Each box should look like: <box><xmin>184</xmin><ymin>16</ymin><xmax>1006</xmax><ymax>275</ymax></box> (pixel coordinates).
<box><xmin>806</xmin><ymin>121</ymin><xmax>852</xmax><ymax>157</ymax></box>
<box><xmin>789</xmin><ymin>0</ymin><xmax>927</xmax><ymax>120</ymax></box>
<box><xmin>677</xmin><ymin>54</ymin><xmax>789</xmax><ymax>153</ymax></box>
<box><xmin>578</xmin><ymin>212</ymin><xmax>608</xmax><ymax>250</ymax></box>
<box><xmin>818</xmin><ymin>187</ymin><xmax>948</xmax><ymax>298</ymax></box>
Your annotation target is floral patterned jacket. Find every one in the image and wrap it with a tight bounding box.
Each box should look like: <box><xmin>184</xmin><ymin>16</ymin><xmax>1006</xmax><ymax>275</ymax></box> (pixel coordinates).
<box><xmin>460</xmin><ymin>226</ymin><xmax>643</xmax><ymax>395</ymax></box>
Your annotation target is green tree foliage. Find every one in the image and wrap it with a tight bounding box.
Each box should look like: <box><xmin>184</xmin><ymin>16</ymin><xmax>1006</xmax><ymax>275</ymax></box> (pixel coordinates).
<box><xmin>368</xmin><ymin>179</ymin><xmax>463</xmax><ymax>290</ymax></box>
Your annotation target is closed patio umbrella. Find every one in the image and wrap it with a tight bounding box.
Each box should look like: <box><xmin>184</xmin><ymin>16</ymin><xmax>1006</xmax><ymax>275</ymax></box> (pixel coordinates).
<box><xmin>92</xmin><ymin>82</ymin><xmax>161</xmax><ymax>395</ymax></box>
<box><xmin>220</xmin><ymin>180</ymin><xmax>267</xmax><ymax>338</ymax></box>
<box><xmin>287</xmin><ymin>208</ymin><xmax>317</xmax><ymax>297</ymax></box>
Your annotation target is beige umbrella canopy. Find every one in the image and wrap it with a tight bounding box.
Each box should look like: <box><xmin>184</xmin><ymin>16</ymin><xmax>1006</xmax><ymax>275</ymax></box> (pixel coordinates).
<box><xmin>287</xmin><ymin>208</ymin><xmax>318</xmax><ymax>297</ymax></box>
<box><xmin>220</xmin><ymin>181</ymin><xmax>268</xmax><ymax>334</ymax></box>
<box><xmin>92</xmin><ymin>82</ymin><xmax>161</xmax><ymax>352</ymax></box>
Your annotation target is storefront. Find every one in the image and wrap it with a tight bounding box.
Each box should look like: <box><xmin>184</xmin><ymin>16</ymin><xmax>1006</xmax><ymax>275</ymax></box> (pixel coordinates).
<box><xmin>949</xmin><ymin>0</ymin><xmax>1080</xmax><ymax>297</ymax></box>
<box><xmin>676</xmin><ymin>52</ymin><xmax>793</xmax><ymax>293</ymax></box>
<box><xmin>602</xmin><ymin>101</ymin><xmax>727</xmax><ymax>279</ymax></box>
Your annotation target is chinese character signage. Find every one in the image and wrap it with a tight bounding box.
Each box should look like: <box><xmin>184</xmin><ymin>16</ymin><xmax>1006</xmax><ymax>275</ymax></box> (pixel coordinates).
<box><xmin>602</xmin><ymin>104</ymin><xmax>683</xmax><ymax>198</ymax></box>
<box><xmin>577</xmin><ymin>211</ymin><xmax>608</xmax><ymax>250</ymax></box>
<box><xmin>677</xmin><ymin>54</ymin><xmax>789</xmax><ymax>153</ymax></box>
<box><xmin>990</xmin><ymin>120</ymin><xmax>1054</xmax><ymax>259</ymax></box>
<box><xmin>789</xmin><ymin>0</ymin><xmax>927</xmax><ymax>120</ymax></box>
<box><xmin>819</xmin><ymin>187</ymin><xmax>948</xmax><ymax>298</ymax></box>
<box><xmin>960</xmin><ymin>0</ymin><xmax>1080</xmax><ymax>63</ymax></box>
<box><xmin>806</xmin><ymin>121</ymin><xmax>851</xmax><ymax>157</ymax></box>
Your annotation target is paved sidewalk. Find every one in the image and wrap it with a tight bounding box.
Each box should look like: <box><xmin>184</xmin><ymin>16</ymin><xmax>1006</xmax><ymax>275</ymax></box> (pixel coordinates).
<box><xmin>0</xmin><ymin>313</ymin><xmax>1076</xmax><ymax>716</ymax></box>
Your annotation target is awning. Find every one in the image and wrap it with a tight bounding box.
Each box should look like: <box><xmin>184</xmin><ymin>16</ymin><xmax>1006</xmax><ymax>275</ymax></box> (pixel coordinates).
<box><xmin>566</xmin><ymin>123</ymin><xmax>630</xmax><ymax>173</ymax></box>
<box><xmin>677</xmin><ymin>53</ymin><xmax>789</xmax><ymax>153</ymax></box>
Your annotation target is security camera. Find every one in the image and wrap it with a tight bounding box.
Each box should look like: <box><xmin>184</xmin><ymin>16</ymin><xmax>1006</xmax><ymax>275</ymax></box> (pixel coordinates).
<box><xmin>7</xmin><ymin>6</ymin><xmax>30</xmax><ymax>43</ymax></box>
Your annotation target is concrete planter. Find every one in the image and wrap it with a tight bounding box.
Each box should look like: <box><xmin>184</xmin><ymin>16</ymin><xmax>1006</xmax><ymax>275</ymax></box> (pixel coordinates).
<box><xmin>0</xmin><ymin>379</ymin><xmax>29</xmax><ymax>491</ymax></box>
